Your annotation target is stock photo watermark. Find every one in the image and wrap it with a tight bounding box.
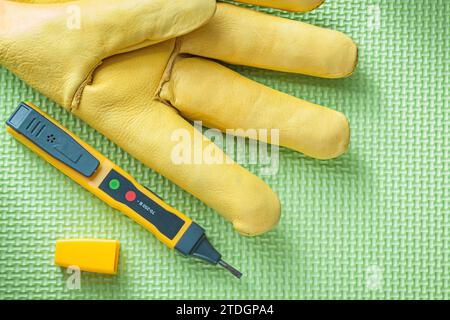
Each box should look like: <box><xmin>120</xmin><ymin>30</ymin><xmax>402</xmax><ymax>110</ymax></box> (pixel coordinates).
<box><xmin>366</xmin><ymin>265</ymin><xmax>383</xmax><ymax>290</ymax></box>
<box><xmin>171</xmin><ymin>121</ymin><xmax>280</xmax><ymax>176</ymax></box>
<box><xmin>66</xmin><ymin>265</ymin><xmax>81</xmax><ymax>290</ymax></box>
<box><xmin>66</xmin><ymin>5</ymin><xmax>81</xmax><ymax>30</ymax></box>
<box><xmin>367</xmin><ymin>4</ymin><xmax>381</xmax><ymax>31</ymax></box>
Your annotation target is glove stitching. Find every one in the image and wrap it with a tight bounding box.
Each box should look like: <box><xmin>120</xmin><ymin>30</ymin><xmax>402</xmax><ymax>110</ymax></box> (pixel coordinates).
<box><xmin>154</xmin><ymin>39</ymin><xmax>182</xmax><ymax>107</ymax></box>
<box><xmin>69</xmin><ymin>60</ymin><xmax>103</xmax><ymax>112</ymax></box>
<box><xmin>69</xmin><ymin>39</ymin><xmax>163</xmax><ymax>112</ymax></box>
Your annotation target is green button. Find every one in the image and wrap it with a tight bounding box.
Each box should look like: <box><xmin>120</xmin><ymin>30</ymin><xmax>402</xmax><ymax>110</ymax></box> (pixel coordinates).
<box><xmin>109</xmin><ymin>179</ymin><xmax>120</xmax><ymax>190</ymax></box>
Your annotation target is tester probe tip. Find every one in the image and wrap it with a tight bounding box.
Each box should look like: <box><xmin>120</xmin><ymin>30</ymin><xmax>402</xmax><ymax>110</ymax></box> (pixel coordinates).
<box><xmin>218</xmin><ymin>260</ymin><xmax>242</xmax><ymax>279</ymax></box>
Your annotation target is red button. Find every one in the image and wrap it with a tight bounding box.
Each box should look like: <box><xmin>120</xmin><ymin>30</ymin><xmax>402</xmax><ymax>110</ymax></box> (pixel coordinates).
<box><xmin>125</xmin><ymin>191</ymin><xmax>137</xmax><ymax>202</ymax></box>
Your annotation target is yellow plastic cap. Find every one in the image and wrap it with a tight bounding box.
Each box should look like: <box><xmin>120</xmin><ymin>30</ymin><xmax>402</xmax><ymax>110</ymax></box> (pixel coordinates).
<box><xmin>55</xmin><ymin>239</ymin><xmax>120</xmax><ymax>275</ymax></box>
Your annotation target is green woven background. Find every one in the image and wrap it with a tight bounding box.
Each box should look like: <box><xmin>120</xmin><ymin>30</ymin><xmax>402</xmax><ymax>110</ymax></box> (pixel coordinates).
<box><xmin>0</xmin><ymin>0</ymin><xmax>448</xmax><ymax>299</ymax></box>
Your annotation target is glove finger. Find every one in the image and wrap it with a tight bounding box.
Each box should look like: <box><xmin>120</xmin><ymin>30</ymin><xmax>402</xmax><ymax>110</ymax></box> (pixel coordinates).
<box><xmin>74</xmin><ymin>44</ymin><xmax>280</xmax><ymax>236</ymax></box>
<box><xmin>2</xmin><ymin>0</ymin><xmax>216</xmax><ymax>47</ymax></box>
<box><xmin>160</xmin><ymin>56</ymin><xmax>349</xmax><ymax>160</ymax></box>
<box><xmin>179</xmin><ymin>2</ymin><xmax>357</xmax><ymax>78</ymax></box>
<box><xmin>234</xmin><ymin>0</ymin><xmax>324</xmax><ymax>12</ymax></box>
<box><xmin>0</xmin><ymin>0</ymin><xmax>216</xmax><ymax>109</ymax></box>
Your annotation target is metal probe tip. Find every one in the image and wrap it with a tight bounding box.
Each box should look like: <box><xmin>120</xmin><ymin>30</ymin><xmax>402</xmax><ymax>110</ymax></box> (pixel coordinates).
<box><xmin>218</xmin><ymin>260</ymin><xmax>243</xmax><ymax>279</ymax></box>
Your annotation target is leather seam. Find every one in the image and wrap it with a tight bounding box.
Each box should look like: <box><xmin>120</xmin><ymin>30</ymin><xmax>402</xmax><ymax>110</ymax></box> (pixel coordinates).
<box><xmin>69</xmin><ymin>60</ymin><xmax>102</xmax><ymax>112</ymax></box>
<box><xmin>68</xmin><ymin>39</ymin><xmax>159</xmax><ymax>113</ymax></box>
<box><xmin>154</xmin><ymin>38</ymin><xmax>185</xmax><ymax>107</ymax></box>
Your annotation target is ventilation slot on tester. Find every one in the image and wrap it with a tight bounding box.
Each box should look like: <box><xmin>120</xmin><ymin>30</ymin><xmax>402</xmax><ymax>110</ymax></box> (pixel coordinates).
<box><xmin>26</xmin><ymin>117</ymin><xmax>46</xmax><ymax>138</ymax></box>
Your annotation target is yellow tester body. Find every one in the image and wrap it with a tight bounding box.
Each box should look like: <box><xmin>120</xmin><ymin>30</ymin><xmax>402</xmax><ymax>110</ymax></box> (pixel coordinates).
<box><xmin>6</xmin><ymin>102</ymin><xmax>241</xmax><ymax>278</ymax></box>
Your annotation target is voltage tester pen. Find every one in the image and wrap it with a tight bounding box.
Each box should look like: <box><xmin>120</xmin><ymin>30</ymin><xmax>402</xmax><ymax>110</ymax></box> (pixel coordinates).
<box><xmin>6</xmin><ymin>102</ymin><xmax>242</xmax><ymax>279</ymax></box>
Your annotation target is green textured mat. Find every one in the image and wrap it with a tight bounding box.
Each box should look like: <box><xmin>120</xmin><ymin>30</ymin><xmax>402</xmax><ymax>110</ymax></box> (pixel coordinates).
<box><xmin>0</xmin><ymin>0</ymin><xmax>448</xmax><ymax>299</ymax></box>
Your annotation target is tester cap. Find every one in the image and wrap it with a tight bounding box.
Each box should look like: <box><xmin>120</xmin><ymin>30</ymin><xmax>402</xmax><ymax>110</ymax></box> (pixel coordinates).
<box><xmin>55</xmin><ymin>239</ymin><xmax>120</xmax><ymax>275</ymax></box>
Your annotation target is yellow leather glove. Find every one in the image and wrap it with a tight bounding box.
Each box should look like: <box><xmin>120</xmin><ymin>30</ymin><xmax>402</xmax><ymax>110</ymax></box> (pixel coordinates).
<box><xmin>238</xmin><ymin>0</ymin><xmax>325</xmax><ymax>12</ymax></box>
<box><xmin>0</xmin><ymin>0</ymin><xmax>357</xmax><ymax>236</ymax></box>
